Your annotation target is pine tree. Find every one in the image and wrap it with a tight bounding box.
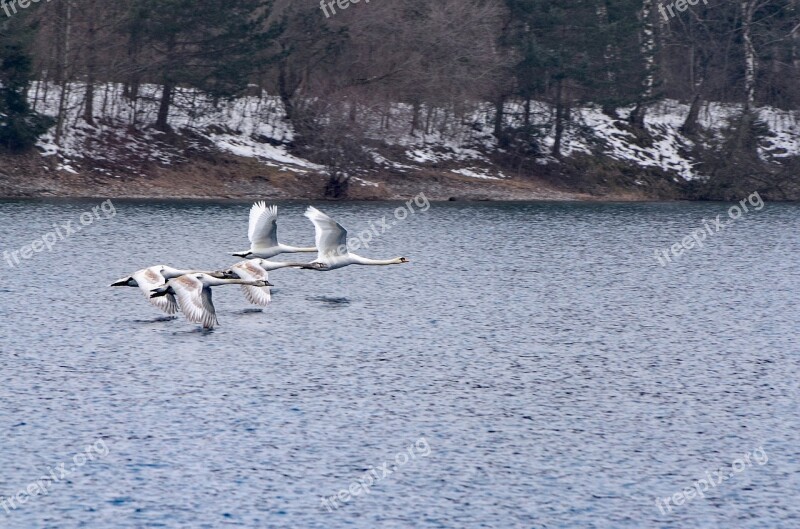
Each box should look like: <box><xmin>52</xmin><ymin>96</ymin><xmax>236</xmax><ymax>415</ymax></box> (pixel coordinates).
<box><xmin>0</xmin><ymin>17</ymin><xmax>52</xmax><ymax>151</ymax></box>
<box><xmin>130</xmin><ymin>0</ymin><xmax>281</xmax><ymax>131</ymax></box>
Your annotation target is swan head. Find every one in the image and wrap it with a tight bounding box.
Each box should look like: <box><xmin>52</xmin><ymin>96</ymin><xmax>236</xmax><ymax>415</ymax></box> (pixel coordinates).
<box><xmin>211</xmin><ymin>270</ymin><xmax>239</xmax><ymax>280</ymax></box>
<box><xmin>221</xmin><ymin>267</ymin><xmax>248</xmax><ymax>279</ymax></box>
<box><xmin>110</xmin><ymin>277</ymin><xmax>136</xmax><ymax>287</ymax></box>
<box><xmin>398</xmin><ymin>257</ymin><xmax>409</xmax><ymax>264</ymax></box>
<box><xmin>149</xmin><ymin>285</ymin><xmax>171</xmax><ymax>298</ymax></box>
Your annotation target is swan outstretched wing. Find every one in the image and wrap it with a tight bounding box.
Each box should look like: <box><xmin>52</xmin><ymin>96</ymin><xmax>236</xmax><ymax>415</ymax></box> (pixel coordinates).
<box><xmin>231</xmin><ymin>260</ymin><xmax>272</xmax><ymax>306</ymax></box>
<box><xmin>134</xmin><ymin>267</ymin><xmax>178</xmax><ymax>315</ymax></box>
<box><xmin>169</xmin><ymin>275</ymin><xmax>218</xmax><ymax>329</ymax></box>
<box><xmin>304</xmin><ymin>206</ymin><xmax>348</xmax><ymax>259</ymax></box>
<box><xmin>248</xmin><ymin>202</ymin><xmax>279</xmax><ymax>249</ymax></box>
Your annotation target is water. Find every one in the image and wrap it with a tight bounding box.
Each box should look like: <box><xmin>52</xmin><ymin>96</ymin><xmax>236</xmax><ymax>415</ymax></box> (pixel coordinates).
<box><xmin>0</xmin><ymin>199</ymin><xmax>798</xmax><ymax>528</ymax></box>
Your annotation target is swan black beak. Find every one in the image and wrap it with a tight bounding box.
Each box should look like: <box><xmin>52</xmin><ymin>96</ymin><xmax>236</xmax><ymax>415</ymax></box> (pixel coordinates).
<box><xmin>110</xmin><ymin>279</ymin><xmax>128</xmax><ymax>287</ymax></box>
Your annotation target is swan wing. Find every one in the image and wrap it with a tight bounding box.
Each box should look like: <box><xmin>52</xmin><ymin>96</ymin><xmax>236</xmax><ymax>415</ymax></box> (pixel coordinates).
<box><xmin>134</xmin><ymin>267</ymin><xmax>178</xmax><ymax>315</ymax></box>
<box><xmin>231</xmin><ymin>261</ymin><xmax>272</xmax><ymax>306</ymax></box>
<box><xmin>170</xmin><ymin>275</ymin><xmax>218</xmax><ymax>328</ymax></box>
<box><xmin>304</xmin><ymin>206</ymin><xmax>348</xmax><ymax>259</ymax></box>
<box><xmin>248</xmin><ymin>202</ymin><xmax>279</xmax><ymax>249</ymax></box>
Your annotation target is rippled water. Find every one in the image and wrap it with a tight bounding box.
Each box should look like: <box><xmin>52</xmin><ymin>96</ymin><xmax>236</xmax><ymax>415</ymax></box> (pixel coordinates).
<box><xmin>1</xmin><ymin>199</ymin><xmax>799</xmax><ymax>528</ymax></box>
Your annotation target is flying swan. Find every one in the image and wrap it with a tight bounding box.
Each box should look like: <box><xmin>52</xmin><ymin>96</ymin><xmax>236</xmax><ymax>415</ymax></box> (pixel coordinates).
<box><xmin>301</xmin><ymin>206</ymin><xmax>409</xmax><ymax>271</ymax></box>
<box><xmin>224</xmin><ymin>259</ymin><xmax>310</xmax><ymax>306</ymax></box>
<box><xmin>150</xmin><ymin>273</ymin><xmax>272</xmax><ymax>329</ymax></box>
<box><xmin>110</xmin><ymin>265</ymin><xmax>230</xmax><ymax>315</ymax></box>
<box><xmin>232</xmin><ymin>202</ymin><xmax>316</xmax><ymax>259</ymax></box>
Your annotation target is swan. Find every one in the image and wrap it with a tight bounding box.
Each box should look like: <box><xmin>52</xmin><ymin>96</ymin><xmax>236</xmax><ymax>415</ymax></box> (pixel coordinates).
<box><xmin>150</xmin><ymin>273</ymin><xmax>272</xmax><ymax>329</ymax></box>
<box><xmin>301</xmin><ymin>206</ymin><xmax>409</xmax><ymax>271</ymax></box>
<box><xmin>232</xmin><ymin>202</ymin><xmax>316</xmax><ymax>258</ymax></box>
<box><xmin>224</xmin><ymin>259</ymin><xmax>308</xmax><ymax>306</ymax></box>
<box><xmin>110</xmin><ymin>266</ymin><xmax>232</xmax><ymax>315</ymax></box>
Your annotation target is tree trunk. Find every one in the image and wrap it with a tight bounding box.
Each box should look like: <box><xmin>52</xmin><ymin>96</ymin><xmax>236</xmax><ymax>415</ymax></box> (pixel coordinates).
<box><xmin>681</xmin><ymin>94</ymin><xmax>703</xmax><ymax>135</ymax></box>
<box><xmin>741</xmin><ymin>0</ymin><xmax>758</xmax><ymax>110</ymax></box>
<box><xmin>155</xmin><ymin>82</ymin><xmax>173</xmax><ymax>132</ymax></box>
<box><xmin>792</xmin><ymin>1</ymin><xmax>800</xmax><ymax>75</ymax></box>
<box><xmin>410</xmin><ymin>101</ymin><xmax>421</xmax><ymax>136</ymax></box>
<box><xmin>349</xmin><ymin>100</ymin><xmax>357</xmax><ymax>123</ymax></box>
<box><xmin>83</xmin><ymin>2</ymin><xmax>97</xmax><ymax>125</ymax></box>
<box><xmin>54</xmin><ymin>0</ymin><xmax>69</xmax><ymax>86</ymax></box>
<box><xmin>552</xmin><ymin>79</ymin><xmax>565</xmax><ymax>158</ymax></box>
<box><xmin>629</xmin><ymin>103</ymin><xmax>646</xmax><ymax>129</ymax></box>
<box><xmin>630</xmin><ymin>0</ymin><xmax>655</xmax><ymax>130</ymax></box>
<box><xmin>425</xmin><ymin>106</ymin><xmax>434</xmax><ymax>135</ymax></box>
<box><xmin>523</xmin><ymin>98</ymin><xmax>531</xmax><ymax>127</ymax></box>
<box><xmin>278</xmin><ymin>62</ymin><xmax>295</xmax><ymax>122</ymax></box>
<box><xmin>54</xmin><ymin>0</ymin><xmax>72</xmax><ymax>146</ymax></box>
<box><xmin>494</xmin><ymin>95</ymin><xmax>507</xmax><ymax>148</ymax></box>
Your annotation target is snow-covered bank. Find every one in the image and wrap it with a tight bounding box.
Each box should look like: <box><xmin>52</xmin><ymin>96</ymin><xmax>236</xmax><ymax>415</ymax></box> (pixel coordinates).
<box><xmin>2</xmin><ymin>82</ymin><xmax>797</xmax><ymax>199</ymax></box>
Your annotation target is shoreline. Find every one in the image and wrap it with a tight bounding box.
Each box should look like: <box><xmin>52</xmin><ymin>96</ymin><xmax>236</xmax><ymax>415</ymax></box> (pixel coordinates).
<box><xmin>0</xmin><ymin>154</ymin><xmax>659</xmax><ymax>203</ymax></box>
<box><xmin>2</xmin><ymin>149</ymin><xmax>794</xmax><ymax>203</ymax></box>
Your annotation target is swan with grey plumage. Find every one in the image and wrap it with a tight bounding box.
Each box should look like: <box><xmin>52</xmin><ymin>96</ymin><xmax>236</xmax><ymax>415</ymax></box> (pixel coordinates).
<box><xmin>150</xmin><ymin>273</ymin><xmax>272</xmax><ymax>329</ymax></box>
<box><xmin>223</xmin><ymin>258</ymin><xmax>308</xmax><ymax>306</ymax></box>
<box><xmin>110</xmin><ymin>265</ymin><xmax>231</xmax><ymax>315</ymax></box>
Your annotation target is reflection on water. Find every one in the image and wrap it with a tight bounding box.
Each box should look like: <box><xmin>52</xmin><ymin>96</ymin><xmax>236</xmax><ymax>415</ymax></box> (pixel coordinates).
<box><xmin>307</xmin><ymin>296</ymin><xmax>352</xmax><ymax>305</ymax></box>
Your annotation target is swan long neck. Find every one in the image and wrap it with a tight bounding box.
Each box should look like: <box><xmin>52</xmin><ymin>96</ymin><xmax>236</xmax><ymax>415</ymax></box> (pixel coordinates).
<box><xmin>350</xmin><ymin>255</ymin><xmax>403</xmax><ymax>266</ymax></box>
<box><xmin>164</xmin><ymin>268</ymin><xmax>207</xmax><ymax>279</ymax></box>
<box><xmin>258</xmin><ymin>260</ymin><xmax>308</xmax><ymax>271</ymax></box>
<box><xmin>203</xmin><ymin>277</ymin><xmax>265</xmax><ymax>287</ymax></box>
<box><xmin>279</xmin><ymin>244</ymin><xmax>317</xmax><ymax>253</ymax></box>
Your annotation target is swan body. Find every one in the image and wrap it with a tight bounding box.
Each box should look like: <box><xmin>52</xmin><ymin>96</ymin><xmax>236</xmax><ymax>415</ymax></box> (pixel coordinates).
<box><xmin>150</xmin><ymin>273</ymin><xmax>272</xmax><ymax>329</ymax></box>
<box><xmin>302</xmin><ymin>206</ymin><xmax>409</xmax><ymax>271</ymax></box>
<box><xmin>225</xmin><ymin>259</ymin><xmax>309</xmax><ymax>306</ymax></box>
<box><xmin>110</xmin><ymin>265</ymin><xmax>231</xmax><ymax>315</ymax></box>
<box><xmin>232</xmin><ymin>202</ymin><xmax>316</xmax><ymax>259</ymax></box>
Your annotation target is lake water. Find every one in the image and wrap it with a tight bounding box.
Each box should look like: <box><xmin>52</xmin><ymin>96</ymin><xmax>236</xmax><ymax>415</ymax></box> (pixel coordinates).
<box><xmin>0</xmin><ymin>199</ymin><xmax>798</xmax><ymax>528</ymax></box>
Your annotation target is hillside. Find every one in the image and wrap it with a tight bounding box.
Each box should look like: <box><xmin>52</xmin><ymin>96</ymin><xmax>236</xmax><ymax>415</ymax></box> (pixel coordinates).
<box><xmin>1</xmin><ymin>83</ymin><xmax>798</xmax><ymax>201</ymax></box>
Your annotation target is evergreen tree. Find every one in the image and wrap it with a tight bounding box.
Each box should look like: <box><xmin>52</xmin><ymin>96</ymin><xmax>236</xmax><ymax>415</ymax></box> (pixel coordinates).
<box><xmin>129</xmin><ymin>0</ymin><xmax>281</xmax><ymax>130</ymax></box>
<box><xmin>0</xmin><ymin>17</ymin><xmax>52</xmax><ymax>151</ymax></box>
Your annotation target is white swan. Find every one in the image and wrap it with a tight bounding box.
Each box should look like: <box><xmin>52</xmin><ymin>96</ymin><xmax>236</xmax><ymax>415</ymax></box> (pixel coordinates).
<box><xmin>232</xmin><ymin>202</ymin><xmax>316</xmax><ymax>259</ymax></box>
<box><xmin>150</xmin><ymin>273</ymin><xmax>272</xmax><ymax>329</ymax></box>
<box><xmin>225</xmin><ymin>259</ymin><xmax>308</xmax><ymax>306</ymax></box>
<box><xmin>110</xmin><ymin>266</ymin><xmax>231</xmax><ymax>315</ymax></box>
<box><xmin>301</xmin><ymin>206</ymin><xmax>409</xmax><ymax>271</ymax></box>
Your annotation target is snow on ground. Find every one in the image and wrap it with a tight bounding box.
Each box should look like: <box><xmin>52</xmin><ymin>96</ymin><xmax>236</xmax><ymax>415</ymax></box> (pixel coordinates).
<box><xmin>363</xmin><ymin>98</ymin><xmax>798</xmax><ymax>181</ymax></box>
<box><xmin>756</xmin><ymin>106</ymin><xmax>800</xmax><ymax>160</ymax></box>
<box><xmin>451</xmin><ymin>168</ymin><xmax>507</xmax><ymax>180</ymax></box>
<box><xmin>573</xmin><ymin>105</ymin><xmax>698</xmax><ymax>179</ymax></box>
<box><xmin>350</xmin><ymin>177</ymin><xmax>380</xmax><ymax>187</ymax></box>
<box><xmin>28</xmin><ymin>83</ymin><xmax>799</xmax><ymax>181</ymax></box>
<box><xmin>30</xmin><ymin>82</ymin><xmax>318</xmax><ymax>175</ymax></box>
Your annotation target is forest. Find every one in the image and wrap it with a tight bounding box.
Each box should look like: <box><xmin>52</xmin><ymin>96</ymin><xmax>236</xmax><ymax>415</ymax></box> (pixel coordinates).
<box><xmin>1</xmin><ymin>0</ymin><xmax>799</xmax><ymax>199</ymax></box>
